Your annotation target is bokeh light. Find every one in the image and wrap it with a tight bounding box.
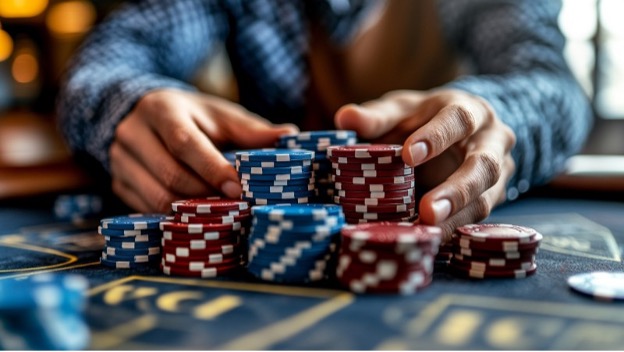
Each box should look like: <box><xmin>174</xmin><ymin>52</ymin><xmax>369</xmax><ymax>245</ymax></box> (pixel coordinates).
<box><xmin>0</xmin><ymin>0</ymin><xmax>48</xmax><ymax>18</ymax></box>
<box><xmin>46</xmin><ymin>1</ymin><xmax>96</xmax><ymax>36</ymax></box>
<box><xmin>0</xmin><ymin>29</ymin><xmax>13</xmax><ymax>62</ymax></box>
<box><xmin>12</xmin><ymin>51</ymin><xmax>38</xmax><ymax>84</ymax></box>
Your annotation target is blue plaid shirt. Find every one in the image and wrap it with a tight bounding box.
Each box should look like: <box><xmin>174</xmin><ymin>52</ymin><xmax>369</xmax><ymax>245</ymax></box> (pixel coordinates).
<box><xmin>58</xmin><ymin>0</ymin><xmax>592</xmax><ymax>200</ymax></box>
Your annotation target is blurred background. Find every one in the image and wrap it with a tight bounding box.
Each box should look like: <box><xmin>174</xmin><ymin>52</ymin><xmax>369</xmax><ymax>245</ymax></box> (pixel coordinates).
<box><xmin>0</xmin><ymin>0</ymin><xmax>622</xmax><ymax>198</ymax></box>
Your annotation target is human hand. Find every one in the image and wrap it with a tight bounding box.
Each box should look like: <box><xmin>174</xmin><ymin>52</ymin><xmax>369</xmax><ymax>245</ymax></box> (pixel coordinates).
<box><xmin>110</xmin><ymin>89</ymin><xmax>298</xmax><ymax>213</ymax></box>
<box><xmin>335</xmin><ymin>89</ymin><xmax>516</xmax><ymax>240</ymax></box>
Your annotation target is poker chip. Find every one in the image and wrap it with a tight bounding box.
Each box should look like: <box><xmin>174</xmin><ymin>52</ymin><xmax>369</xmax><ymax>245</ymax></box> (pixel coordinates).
<box><xmin>161</xmin><ymin>263</ymin><xmax>240</xmax><ymax>278</ymax></box>
<box><xmin>335</xmin><ymin>188</ymin><xmax>414</xmax><ymax>199</ymax></box>
<box><xmin>162</xmin><ymin>230</ymin><xmax>241</xmax><ymax>241</ymax></box>
<box><xmin>162</xmin><ymin>252</ymin><xmax>240</xmax><ymax>265</ymax></box>
<box><xmin>327</xmin><ymin>144</ymin><xmax>402</xmax><ymax>158</ymax></box>
<box><xmin>236</xmin><ymin>149</ymin><xmax>315</xmax><ymax>162</ymax></box>
<box><xmin>567</xmin><ymin>272</ymin><xmax>624</xmax><ymax>301</ymax></box>
<box><xmin>171</xmin><ymin>198</ymin><xmax>249</xmax><ymax>214</ymax></box>
<box><xmin>334</xmin><ymin>180</ymin><xmax>415</xmax><ymax>192</ymax></box>
<box><xmin>246</xmin><ymin>204</ymin><xmax>344</xmax><ymax>283</ymax></box>
<box><xmin>236</xmin><ymin>159</ymin><xmax>313</xmax><ymax>168</ymax></box>
<box><xmin>54</xmin><ymin>194</ymin><xmax>102</xmax><ymax>222</ymax></box>
<box><xmin>237</xmin><ymin>165</ymin><xmax>313</xmax><ymax>175</ymax></box>
<box><xmin>105</xmin><ymin>246</ymin><xmax>161</xmax><ymax>257</ymax></box>
<box><xmin>331</xmin><ymin>160</ymin><xmax>406</xmax><ymax>170</ymax></box>
<box><xmin>99</xmin><ymin>226</ymin><xmax>162</xmax><ymax>238</ymax></box>
<box><xmin>105</xmin><ymin>239</ymin><xmax>161</xmax><ymax>249</ymax></box>
<box><xmin>100</xmin><ymin>214</ymin><xmax>167</xmax><ymax>230</ymax></box>
<box><xmin>173</xmin><ymin>212</ymin><xmax>250</xmax><ymax>224</ymax></box>
<box><xmin>334</xmin><ymin>167</ymin><xmax>414</xmax><ymax>177</ymax></box>
<box><xmin>332</xmin><ymin>174</ymin><xmax>415</xmax><ymax>185</ymax></box>
<box><xmin>0</xmin><ymin>274</ymin><xmax>89</xmax><ymax>350</ymax></box>
<box><xmin>448</xmin><ymin>223</ymin><xmax>543</xmax><ymax>279</ymax></box>
<box><xmin>336</xmin><ymin>223</ymin><xmax>442</xmax><ymax>294</ymax></box>
<box><xmin>101</xmin><ymin>252</ymin><xmax>161</xmax><ymax>263</ymax></box>
<box><xmin>159</xmin><ymin>221</ymin><xmax>243</xmax><ymax>233</ymax></box>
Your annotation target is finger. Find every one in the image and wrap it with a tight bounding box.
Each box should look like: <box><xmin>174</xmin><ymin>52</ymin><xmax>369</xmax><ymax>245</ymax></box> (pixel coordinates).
<box><xmin>155</xmin><ymin>113</ymin><xmax>242</xmax><ymax>199</ymax></box>
<box><xmin>402</xmin><ymin>94</ymin><xmax>494</xmax><ymax>166</ymax></box>
<box><xmin>111</xmin><ymin>179</ymin><xmax>150</xmax><ymax>214</ymax></box>
<box><xmin>417</xmin><ymin>127</ymin><xmax>514</xmax><ymax>224</ymax></box>
<box><xmin>115</xmin><ymin>117</ymin><xmax>214</xmax><ymax>196</ymax></box>
<box><xmin>335</xmin><ymin>91</ymin><xmax>427</xmax><ymax>139</ymax></box>
<box><xmin>110</xmin><ymin>142</ymin><xmax>178</xmax><ymax>213</ymax></box>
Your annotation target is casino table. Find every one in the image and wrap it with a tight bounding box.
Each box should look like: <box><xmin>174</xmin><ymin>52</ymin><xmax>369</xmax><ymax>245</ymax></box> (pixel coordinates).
<box><xmin>1</xmin><ymin>193</ymin><xmax>624</xmax><ymax>350</ymax></box>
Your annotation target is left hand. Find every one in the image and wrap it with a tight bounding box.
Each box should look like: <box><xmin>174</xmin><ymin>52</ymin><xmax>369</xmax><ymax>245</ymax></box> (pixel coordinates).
<box><xmin>335</xmin><ymin>89</ymin><xmax>516</xmax><ymax>240</ymax></box>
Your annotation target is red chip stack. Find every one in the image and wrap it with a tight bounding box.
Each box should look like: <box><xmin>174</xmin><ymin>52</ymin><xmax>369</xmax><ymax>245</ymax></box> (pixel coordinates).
<box><xmin>449</xmin><ymin>223</ymin><xmax>542</xmax><ymax>279</ymax></box>
<box><xmin>336</xmin><ymin>222</ymin><xmax>442</xmax><ymax>294</ymax></box>
<box><xmin>327</xmin><ymin>145</ymin><xmax>417</xmax><ymax>224</ymax></box>
<box><xmin>158</xmin><ymin>197</ymin><xmax>251</xmax><ymax>278</ymax></box>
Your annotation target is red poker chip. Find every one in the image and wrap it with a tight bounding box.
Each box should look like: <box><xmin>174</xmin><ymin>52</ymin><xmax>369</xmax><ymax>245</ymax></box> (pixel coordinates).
<box><xmin>161</xmin><ymin>254</ymin><xmax>241</xmax><ymax>268</ymax></box>
<box><xmin>454</xmin><ymin>246</ymin><xmax>539</xmax><ymax>260</ymax></box>
<box><xmin>451</xmin><ymin>232</ymin><xmax>542</xmax><ymax>252</ymax></box>
<box><xmin>171</xmin><ymin>198</ymin><xmax>249</xmax><ymax>214</ymax></box>
<box><xmin>456</xmin><ymin>223</ymin><xmax>539</xmax><ymax>243</ymax></box>
<box><xmin>340</xmin><ymin>239</ymin><xmax>439</xmax><ymax>257</ymax></box>
<box><xmin>172</xmin><ymin>213</ymin><xmax>251</xmax><ymax>224</ymax></box>
<box><xmin>449</xmin><ymin>256</ymin><xmax>535</xmax><ymax>271</ymax></box>
<box><xmin>327</xmin><ymin>144</ymin><xmax>402</xmax><ymax>158</ymax></box>
<box><xmin>331</xmin><ymin>161</ymin><xmax>406</xmax><ymax>171</ymax></box>
<box><xmin>338</xmin><ymin>272</ymin><xmax>433</xmax><ymax>293</ymax></box>
<box><xmin>160</xmin><ymin>220</ymin><xmax>244</xmax><ymax>233</ymax></box>
<box><xmin>330</xmin><ymin>154</ymin><xmax>404</xmax><ymax>165</ymax></box>
<box><xmin>162</xmin><ymin>237</ymin><xmax>239</xmax><ymax>249</ymax></box>
<box><xmin>161</xmin><ymin>263</ymin><xmax>240</xmax><ymax>278</ymax></box>
<box><xmin>341</xmin><ymin>222</ymin><xmax>442</xmax><ymax>248</ymax></box>
<box><xmin>335</xmin><ymin>188</ymin><xmax>415</xmax><ymax>199</ymax></box>
<box><xmin>334</xmin><ymin>180</ymin><xmax>414</xmax><ymax>192</ymax></box>
<box><xmin>340</xmin><ymin>202</ymin><xmax>416</xmax><ymax>214</ymax></box>
<box><xmin>162</xmin><ymin>243</ymin><xmax>240</xmax><ymax>257</ymax></box>
<box><xmin>162</xmin><ymin>229</ymin><xmax>242</xmax><ymax>241</ymax></box>
<box><xmin>343</xmin><ymin>209</ymin><xmax>416</xmax><ymax>219</ymax></box>
<box><xmin>450</xmin><ymin>262</ymin><xmax>538</xmax><ymax>279</ymax></box>
<box><xmin>334</xmin><ymin>167</ymin><xmax>414</xmax><ymax>178</ymax></box>
<box><xmin>334</xmin><ymin>195</ymin><xmax>414</xmax><ymax>206</ymax></box>
<box><xmin>162</xmin><ymin>251</ymin><xmax>241</xmax><ymax>263</ymax></box>
<box><xmin>332</xmin><ymin>174</ymin><xmax>415</xmax><ymax>185</ymax></box>
<box><xmin>337</xmin><ymin>252</ymin><xmax>435</xmax><ymax>275</ymax></box>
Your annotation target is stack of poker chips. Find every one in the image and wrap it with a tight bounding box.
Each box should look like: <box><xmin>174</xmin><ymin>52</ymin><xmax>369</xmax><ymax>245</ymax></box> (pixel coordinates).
<box><xmin>235</xmin><ymin>149</ymin><xmax>316</xmax><ymax>205</ymax></box>
<box><xmin>327</xmin><ymin>144</ymin><xmax>416</xmax><ymax>224</ymax></box>
<box><xmin>159</xmin><ymin>197</ymin><xmax>250</xmax><ymax>278</ymax></box>
<box><xmin>0</xmin><ymin>274</ymin><xmax>89</xmax><ymax>350</ymax></box>
<box><xmin>246</xmin><ymin>204</ymin><xmax>345</xmax><ymax>283</ymax></box>
<box><xmin>449</xmin><ymin>223</ymin><xmax>542</xmax><ymax>279</ymax></box>
<box><xmin>276</xmin><ymin>130</ymin><xmax>357</xmax><ymax>202</ymax></box>
<box><xmin>99</xmin><ymin>214</ymin><xmax>166</xmax><ymax>269</ymax></box>
<box><xmin>54</xmin><ymin>194</ymin><xmax>102</xmax><ymax>222</ymax></box>
<box><xmin>336</xmin><ymin>222</ymin><xmax>442</xmax><ymax>294</ymax></box>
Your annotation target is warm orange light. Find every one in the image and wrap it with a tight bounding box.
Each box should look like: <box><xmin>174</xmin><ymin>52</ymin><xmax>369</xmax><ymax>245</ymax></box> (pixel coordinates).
<box><xmin>12</xmin><ymin>52</ymin><xmax>38</xmax><ymax>83</ymax></box>
<box><xmin>46</xmin><ymin>1</ymin><xmax>96</xmax><ymax>36</ymax></box>
<box><xmin>0</xmin><ymin>29</ymin><xmax>13</xmax><ymax>62</ymax></box>
<box><xmin>0</xmin><ymin>0</ymin><xmax>48</xmax><ymax>18</ymax></box>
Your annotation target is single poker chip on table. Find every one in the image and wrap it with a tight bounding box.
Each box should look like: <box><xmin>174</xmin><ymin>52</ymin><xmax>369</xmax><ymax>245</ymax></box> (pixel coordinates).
<box><xmin>567</xmin><ymin>271</ymin><xmax>624</xmax><ymax>301</ymax></box>
<box><xmin>327</xmin><ymin>144</ymin><xmax>402</xmax><ymax>158</ymax></box>
<box><xmin>171</xmin><ymin>198</ymin><xmax>249</xmax><ymax>214</ymax></box>
<box><xmin>100</xmin><ymin>214</ymin><xmax>167</xmax><ymax>230</ymax></box>
<box><xmin>236</xmin><ymin>148</ymin><xmax>315</xmax><ymax>162</ymax></box>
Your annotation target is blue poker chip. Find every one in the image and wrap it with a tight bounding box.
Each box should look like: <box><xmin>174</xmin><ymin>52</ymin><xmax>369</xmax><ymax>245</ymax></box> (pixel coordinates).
<box><xmin>104</xmin><ymin>246</ymin><xmax>161</xmax><ymax>257</ymax></box>
<box><xmin>105</xmin><ymin>239</ymin><xmax>161</xmax><ymax>249</ymax></box>
<box><xmin>241</xmin><ymin>177</ymin><xmax>315</xmax><ymax>186</ymax></box>
<box><xmin>243</xmin><ymin>197</ymin><xmax>310</xmax><ymax>205</ymax></box>
<box><xmin>236</xmin><ymin>165</ymin><xmax>313</xmax><ymax>175</ymax></box>
<box><xmin>236</xmin><ymin>159</ymin><xmax>312</xmax><ymax>168</ymax></box>
<box><xmin>252</xmin><ymin>204</ymin><xmax>343</xmax><ymax>221</ymax></box>
<box><xmin>101</xmin><ymin>252</ymin><xmax>161</xmax><ymax>263</ymax></box>
<box><xmin>239</xmin><ymin>172</ymin><xmax>313</xmax><ymax>181</ymax></box>
<box><xmin>99</xmin><ymin>226</ymin><xmax>162</xmax><ymax>238</ymax></box>
<box><xmin>100</xmin><ymin>257</ymin><xmax>157</xmax><ymax>269</ymax></box>
<box><xmin>242</xmin><ymin>183</ymin><xmax>315</xmax><ymax>193</ymax></box>
<box><xmin>242</xmin><ymin>190</ymin><xmax>315</xmax><ymax>200</ymax></box>
<box><xmin>236</xmin><ymin>149</ymin><xmax>315</xmax><ymax>162</ymax></box>
<box><xmin>277</xmin><ymin>130</ymin><xmax>357</xmax><ymax>142</ymax></box>
<box><xmin>104</xmin><ymin>233</ymin><xmax>161</xmax><ymax>243</ymax></box>
<box><xmin>0</xmin><ymin>273</ymin><xmax>88</xmax><ymax>311</ymax></box>
<box><xmin>100</xmin><ymin>214</ymin><xmax>167</xmax><ymax>230</ymax></box>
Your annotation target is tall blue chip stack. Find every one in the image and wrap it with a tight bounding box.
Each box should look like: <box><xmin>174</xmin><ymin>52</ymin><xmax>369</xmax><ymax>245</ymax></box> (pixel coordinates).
<box><xmin>276</xmin><ymin>130</ymin><xmax>357</xmax><ymax>203</ymax></box>
<box><xmin>0</xmin><ymin>274</ymin><xmax>90</xmax><ymax>350</ymax></box>
<box><xmin>246</xmin><ymin>204</ymin><xmax>345</xmax><ymax>283</ymax></box>
<box><xmin>235</xmin><ymin>149</ymin><xmax>316</xmax><ymax>206</ymax></box>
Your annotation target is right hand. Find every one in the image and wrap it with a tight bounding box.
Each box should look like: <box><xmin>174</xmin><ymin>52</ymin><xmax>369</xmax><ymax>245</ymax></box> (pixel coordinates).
<box><xmin>109</xmin><ymin>89</ymin><xmax>298</xmax><ymax>213</ymax></box>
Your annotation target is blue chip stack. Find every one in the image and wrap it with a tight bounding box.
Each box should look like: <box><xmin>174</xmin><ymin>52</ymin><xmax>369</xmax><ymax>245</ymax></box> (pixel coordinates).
<box><xmin>54</xmin><ymin>194</ymin><xmax>102</xmax><ymax>222</ymax></box>
<box><xmin>0</xmin><ymin>274</ymin><xmax>90</xmax><ymax>350</ymax></box>
<box><xmin>246</xmin><ymin>204</ymin><xmax>345</xmax><ymax>283</ymax></box>
<box><xmin>276</xmin><ymin>130</ymin><xmax>357</xmax><ymax>203</ymax></box>
<box><xmin>99</xmin><ymin>214</ymin><xmax>166</xmax><ymax>269</ymax></box>
<box><xmin>235</xmin><ymin>149</ymin><xmax>316</xmax><ymax>205</ymax></box>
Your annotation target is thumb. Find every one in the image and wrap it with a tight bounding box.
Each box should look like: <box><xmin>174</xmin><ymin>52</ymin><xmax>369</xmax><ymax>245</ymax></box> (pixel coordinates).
<box><xmin>335</xmin><ymin>95</ymin><xmax>416</xmax><ymax>139</ymax></box>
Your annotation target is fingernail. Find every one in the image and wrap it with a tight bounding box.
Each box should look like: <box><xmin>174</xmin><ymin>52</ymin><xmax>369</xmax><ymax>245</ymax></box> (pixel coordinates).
<box><xmin>221</xmin><ymin>180</ymin><xmax>242</xmax><ymax>199</ymax></box>
<box><xmin>409</xmin><ymin>142</ymin><xmax>428</xmax><ymax>165</ymax></box>
<box><xmin>432</xmin><ymin>199</ymin><xmax>451</xmax><ymax>223</ymax></box>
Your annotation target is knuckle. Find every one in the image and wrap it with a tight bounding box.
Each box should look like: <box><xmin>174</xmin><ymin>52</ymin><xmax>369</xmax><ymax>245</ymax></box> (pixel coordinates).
<box><xmin>450</xmin><ymin>104</ymin><xmax>477</xmax><ymax>133</ymax></box>
<box><xmin>476</xmin><ymin>152</ymin><xmax>502</xmax><ymax>185</ymax></box>
<box><xmin>166</xmin><ymin>127</ymin><xmax>193</xmax><ymax>155</ymax></box>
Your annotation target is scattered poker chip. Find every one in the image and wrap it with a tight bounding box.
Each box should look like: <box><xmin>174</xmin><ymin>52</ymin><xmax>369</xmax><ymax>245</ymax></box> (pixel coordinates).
<box><xmin>100</xmin><ymin>214</ymin><xmax>167</xmax><ymax>230</ymax></box>
<box><xmin>327</xmin><ymin>144</ymin><xmax>402</xmax><ymax>158</ymax></box>
<box><xmin>105</xmin><ymin>246</ymin><xmax>161</xmax><ymax>257</ymax></box>
<box><xmin>236</xmin><ymin>149</ymin><xmax>315</xmax><ymax>162</ymax></box>
<box><xmin>567</xmin><ymin>272</ymin><xmax>624</xmax><ymax>301</ymax></box>
<box><xmin>171</xmin><ymin>198</ymin><xmax>249</xmax><ymax>214</ymax></box>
